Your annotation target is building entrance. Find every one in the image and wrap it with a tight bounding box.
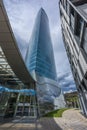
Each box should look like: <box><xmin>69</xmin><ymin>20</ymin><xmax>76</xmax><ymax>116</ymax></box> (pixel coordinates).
<box><xmin>0</xmin><ymin>92</ymin><xmax>18</xmax><ymax>119</ymax></box>
<box><xmin>15</xmin><ymin>94</ymin><xmax>37</xmax><ymax>118</ymax></box>
<box><xmin>4</xmin><ymin>93</ymin><xmax>18</xmax><ymax>118</ymax></box>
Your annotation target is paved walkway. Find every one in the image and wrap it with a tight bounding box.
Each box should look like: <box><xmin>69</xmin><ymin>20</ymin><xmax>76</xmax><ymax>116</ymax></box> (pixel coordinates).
<box><xmin>0</xmin><ymin>109</ymin><xmax>87</xmax><ymax>130</ymax></box>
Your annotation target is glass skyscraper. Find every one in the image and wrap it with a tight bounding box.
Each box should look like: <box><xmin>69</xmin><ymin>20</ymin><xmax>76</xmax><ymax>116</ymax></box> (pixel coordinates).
<box><xmin>26</xmin><ymin>8</ymin><xmax>57</xmax><ymax>81</ymax></box>
<box><xmin>26</xmin><ymin>8</ymin><xmax>65</xmax><ymax>115</ymax></box>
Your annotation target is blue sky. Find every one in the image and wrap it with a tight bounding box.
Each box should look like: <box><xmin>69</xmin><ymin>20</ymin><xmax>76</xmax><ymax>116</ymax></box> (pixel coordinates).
<box><xmin>3</xmin><ymin>0</ymin><xmax>77</xmax><ymax>93</ymax></box>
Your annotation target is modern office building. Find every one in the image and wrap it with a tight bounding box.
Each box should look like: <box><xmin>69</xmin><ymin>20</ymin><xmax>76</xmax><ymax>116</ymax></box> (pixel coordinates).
<box><xmin>59</xmin><ymin>0</ymin><xmax>87</xmax><ymax>116</ymax></box>
<box><xmin>26</xmin><ymin>8</ymin><xmax>65</xmax><ymax>115</ymax></box>
<box><xmin>0</xmin><ymin>0</ymin><xmax>65</xmax><ymax>118</ymax></box>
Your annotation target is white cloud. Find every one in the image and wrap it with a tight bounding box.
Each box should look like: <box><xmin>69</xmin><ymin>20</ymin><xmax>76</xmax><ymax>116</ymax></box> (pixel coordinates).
<box><xmin>4</xmin><ymin>0</ymin><xmax>37</xmax><ymax>43</ymax></box>
<box><xmin>63</xmin><ymin>89</ymin><xmax>77</xmax><ymax>94</ymax></box>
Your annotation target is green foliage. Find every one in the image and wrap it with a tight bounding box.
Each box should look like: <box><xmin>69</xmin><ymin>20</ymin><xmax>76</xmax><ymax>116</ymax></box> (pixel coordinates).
<box><xmin>43</xmin><ymin>108</ymin><xmax>69</xmax><ymax>117</ymax></box>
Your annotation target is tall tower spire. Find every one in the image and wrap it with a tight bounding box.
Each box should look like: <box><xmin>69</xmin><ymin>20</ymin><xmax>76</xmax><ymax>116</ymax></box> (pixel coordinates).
<box><xmin>26</xmin><ymin>8</ymin><xmax>57</xmax><ymax>81</ymax></box>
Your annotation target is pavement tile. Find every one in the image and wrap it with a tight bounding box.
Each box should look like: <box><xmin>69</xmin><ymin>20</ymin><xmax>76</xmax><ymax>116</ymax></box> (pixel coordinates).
<box><xmin>0</xmin><ymin>109</ymin><xmax>87</xmax><ymax>130</ymax></box>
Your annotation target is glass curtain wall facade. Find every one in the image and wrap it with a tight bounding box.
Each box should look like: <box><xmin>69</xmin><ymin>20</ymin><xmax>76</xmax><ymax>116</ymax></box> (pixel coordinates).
<box><xmin>59</xmin><ymin>0</ymin><xmax>87</xmax><ymax>116</ymax></box>
<box><xmin>26</xmin><ymin>8</ymin><xmax>57</xmax><ymax>81</ymax></box>
<box><xmin>26</xmin><ymin>8</ymin><xmax>65</xmax><ymax>115</ymax></box>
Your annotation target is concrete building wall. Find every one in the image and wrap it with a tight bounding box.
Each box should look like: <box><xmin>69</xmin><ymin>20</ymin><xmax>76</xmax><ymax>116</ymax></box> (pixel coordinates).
<box><xmin>59</xmin><ymin>0</ymin><xmax>87</xmax><ymax>116</ymax></box>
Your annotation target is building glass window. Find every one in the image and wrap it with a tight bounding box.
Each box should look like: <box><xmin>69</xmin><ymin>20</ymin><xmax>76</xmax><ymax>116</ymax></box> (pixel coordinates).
<box><xmin>70</xmin><ymin>6</ymin><xmax>75</xmax><ymax>31</ymax></box>
<box><xmin>66</xmin><ymin>1</ymin><xmax>70</xmax><ymax>16</ymax></box>
<box><xmin>61</xmin><ymin>0</ymin><xmax>64</xmax><ymax>6</ymax></box>
<box><xmin>63</xmin><ymin>0</ymin><xmax>67</xmax><ymax>10</ymax></box>
<box><xmin>82</xmin><ymin>24</ymin><xmax>87</xmax><ymax>54</ymax></box>
<box><xmin>75</xmin><ymin>14</ymin><xmax>83</xmax><ymax>38</ymax></box>
<box><xmin>82</xmin><ymin>81</ymin><xmax>87</xmax><ymax>91</ymax></box>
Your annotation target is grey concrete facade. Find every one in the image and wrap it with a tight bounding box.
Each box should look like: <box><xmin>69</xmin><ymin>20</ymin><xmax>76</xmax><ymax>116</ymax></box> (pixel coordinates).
<box><xmin>59</xmin><ymin>0</ymin><xmax>87</xmax><ymax>116</ymax></box>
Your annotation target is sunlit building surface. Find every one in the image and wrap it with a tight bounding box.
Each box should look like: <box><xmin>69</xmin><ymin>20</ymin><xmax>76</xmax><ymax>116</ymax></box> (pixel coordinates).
<box><xmin>59</xmin><ymin>0</ymin><xmax>87</xmax><ymax>116</ymax></box>
<box><xmin>26</xmin><ymin>8</ymin><xmax>65</xmax><ymax>115</ymax></box>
